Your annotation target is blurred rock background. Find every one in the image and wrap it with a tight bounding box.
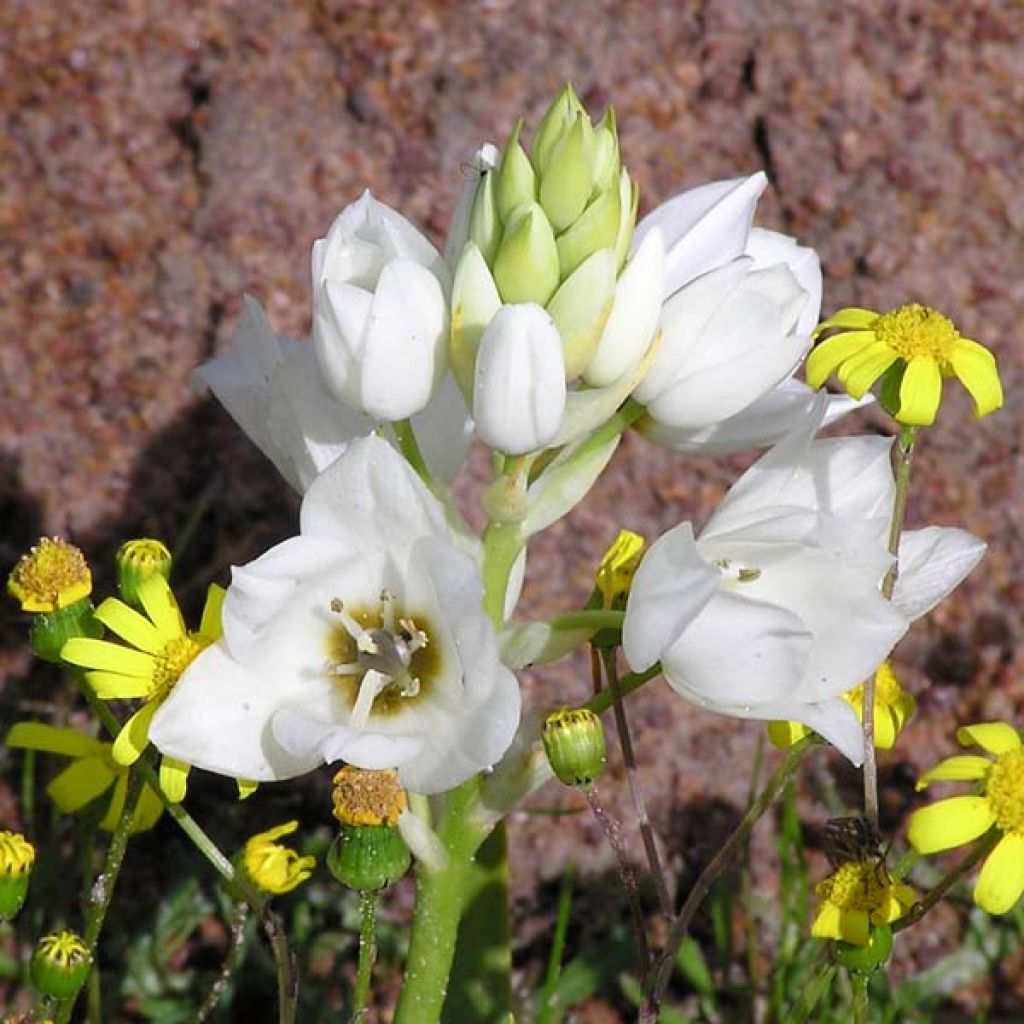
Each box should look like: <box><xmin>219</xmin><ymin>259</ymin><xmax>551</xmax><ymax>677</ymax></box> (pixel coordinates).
<box><xmin>2</xmin><ymin>0</ymin><xmax>1022</xmax><ymax>1017</ymax></box>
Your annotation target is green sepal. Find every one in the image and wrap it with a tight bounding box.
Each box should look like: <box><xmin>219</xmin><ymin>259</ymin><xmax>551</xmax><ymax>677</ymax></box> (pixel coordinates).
<box><xmin>834</xmin><ymin>924</ymin><xmax>893</xmax><ymax>973</ymax></box>
<box><xmin>539</xmin><ymin>114</ymin><xmax>593</xmax><ymax>232</ymax></box>
<box><xmin>327</xmin><ymin>823</ymin><xmax>411</xmax><ymax>892</ymax></box>
<box><xmin>556</xmin><ymin>182</ymin><xmax>622</xmax><ymax>280</ymax></box>
<box><xmin>532</xmin><ymin>83</ymin><xmax>582</xmax><ymax>174</ymax></box>
<box><xmin>0</xmin><ymin>873</ymin><xmax>29</xmax><ymax>921</ymax></box>
<box><xmin>469</xmin><ymin>167</ymin><xmax>502</xmax><ymax>266</ymax></box>
<box><xmin>496</xmin><ymin>120</ymin><xmax>536</xmax><ymax>223</ymax></box>
<box><xmin>492</xmin><ymin>203</ymin><xmax>560</xmax><ymax>306</ymax></box>
<box><xmin>32</xmin><ymin>598</ymin><xmax>102</xmax><ymax>664</ymax></box>
<box><xmin>877</xmin><ymin>361</ymin><xmax>906</xmax><ymax>420</ymax></box>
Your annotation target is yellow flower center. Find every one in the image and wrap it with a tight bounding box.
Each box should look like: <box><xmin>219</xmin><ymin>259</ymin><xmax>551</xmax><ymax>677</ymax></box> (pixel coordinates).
<box><xmin>986</xmin><ymin>748</ymin><xmax>1024</xmax><ymax>835</ymax></box>
<box><xmin>873</xmin><ymin>304</ymin><xmax>959</xmax><ymax>364</ymax></box>
<box><xmin>0</xmin><ymin>832</ymin><xmax>35</xmax><ymax>876</ymax></box>
<box><xmin>816</xmin><ymin>861</ymin><xmax>889</xmax><ymax>913</ymax></box>
<box><xmin>332</xmin><ymin>767</ymin><xmax>407</xmax><ymax>827</ymax></box>
<box><xmin>151</xmin><ymin>634</ymin><xmax>206</xmax><ymax>701</ymax></box>
<box><xmin>7</xmin><ymin>537</ymin><xmax>92</xmax><ymax>612</ymax></box>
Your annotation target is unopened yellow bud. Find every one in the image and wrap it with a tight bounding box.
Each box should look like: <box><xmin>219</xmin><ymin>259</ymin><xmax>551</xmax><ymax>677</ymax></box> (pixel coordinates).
<box><xmin>31</xmin><ymin>930</ymin><xmax>91</xmax><ymax>999</ymax></box>
<box><xmin>596</xmin><ymin>529</ymin><xmax>645</xmax><ymax>609</ymax></box>
<box><xmin>0</xmin><ymin>832</ymin><xmax>35</xmax><ymax>921</ymax></box>
<box><xmin>543</xmin><ymin>707</ymin><xmax>607</xmax><ymax>786</ymax></box>
<box><xmin>242</xmin><ymin>821</ymin><xmax>315</xmax><ymax>895</ymax></box>
<box><xmin>116</xmin><ymin>538</ymin><xmax>173</xmax><ymax>608</ymax></box>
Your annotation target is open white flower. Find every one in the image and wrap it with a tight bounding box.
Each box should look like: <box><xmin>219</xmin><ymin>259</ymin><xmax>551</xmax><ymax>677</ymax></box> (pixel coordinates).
<box><xmin>312</xmin><ymin>192</ymin><xmax>450</xmax><ymax>422</ymax></box>
<box><xmin>623</xmin><ymin>399</ymin><xmax>985</xmax><ymax>763</ymax></box>
<box><xmin>197</xmin><ymin>296</ymin><xmax>471</xmax><ymax>491</ymax></box>
<box><xmin>148</xmin><ymin>435</ymin><xmax>521</xmax><ymax>795</ymax></box>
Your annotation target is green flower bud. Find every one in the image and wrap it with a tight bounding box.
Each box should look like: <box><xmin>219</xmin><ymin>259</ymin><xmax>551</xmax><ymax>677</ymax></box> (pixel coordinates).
<box><xmin>327</xmin><ymin>823</ymin><xmax>411</xmax><ymax>891</ymax></box>
<box><xmin>547</xmin><ymin>250</ymin><xmax>616</xmax><ymax>379</ymax></box>
<box><xmin>116</xmin><ymin>538</ymin><xmax>173</xmax><ymax>608</ymax></box>
<box><xmin>33</xmin><ymin>599</ymin><xmax>102</xmax><ymax>665</ymax></box>
<box><xmin>469</xmin><ymin>167</ymin><xmax>502</xmax><ymax>265</ymax></box>
<box><xmin>590</xmin><ymin>109</ymin><xmax>620</xmax><ymax>196</ymax></box>
<box><xmin>834</xmin><ymin>924</ymin><xmax>893</xmax><ymax>972</ymax></box>
<box><xmin>532</xmin><ymin>83</ymin><xmax>583</xmax><ymax>174</ymax></box>
<box><xmin>496</xmin><ymin>120</ymin><xmax>536</xmax><ymax>223</ymax></box>
<box><xmin>30</xmin><ymin>930</ymin><xmax>92</xmax><ymax>999</ymax></box>
<box><xmin>539</xmin><ymin>114</ymin><xmax>593</xmax><ymax>232</ymax></box>
<box><xmin>492</xmin><ymin>204</ymin><xmax>560</xmax><ymax>306</ymax></box>
<box><xmin>613</xmin><ymin>171</ymin><xmax>640</xmax><ymax>270</ymax></box>
<box><xmin>543</xmin><ymin>708</ymin><xmax>607</xmax><ymax>786</ymax></box>
<box><xmin>0</xmin><ymin>832</ymin><xmax>35</xmax><ymax>921</ymax></box>
<box><xmin>556</xmin><ymin>183</ymin><xmax>622</xmax><ymax>280</ymax></box>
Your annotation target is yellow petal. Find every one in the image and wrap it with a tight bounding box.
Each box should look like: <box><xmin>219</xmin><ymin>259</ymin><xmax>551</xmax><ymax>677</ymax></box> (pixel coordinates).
<box><xmin>814</xmin><ymin>307</ymin><xmax>879</xmax><ymax>336</ymax></box>
<box><xmin>805</xmin><ymin>330</ymin><xmax>878</xmax><ymax>388</ymax></box>
<box><xmin>137</xmin><ymin>575</ymin><xmax>185</xmax><ymax>641</ymax></box>
<box><xmin>159</xmin><ymin>756</ymin><xmax>190</xmax><ymax>804</ymax></box>
<box><xmin>768</xmin><ymin>720</ymin><xmax>811</xmax><ymax>748</ymax></box>
<box><xmin>199</xmin><ymin>584</ymin><xmax>226</xmax><ymax>641</ymax></box>
<box><xmin>237</xmin><ymin>779</ymin><xmax>259</xmax><ymax>800</ymax></box>
<box><xmin>47</xmin><ymin>756</ymin><xmax>114</xmax><ymax>813</ymax></box>
<box><xmin>94</xmin><ymin>598</ymin><xmax>165</xmax><ymax>654</ymax></box>
<box><xmin>874</xmin><ymin>709</ymin><xmax>897</xmax><ymax>750</ymax></box>
<box><xmin>908</xmin><ymin>795</ymin><xmax>995</xmax><ymax>854</ymax></box>
<box><xmin>83</xmin><ymin>671</ymin><xmax>153</xmax><ymax>700</ymax></box>
<box><xmin>948</xmin><ymin>338</ymin><xmax>1004</xmax><ymax>418</ymax></box>
<box><xmin>62</xmin><ymin>638</ymin><xmax>156</xmax><ymax>679</ymax></box>
<box><xmin>112</xmin><ymin>702</ymin><xmax>160</xmax><ymax>766</ymax></box>
<box><xmin>897</xmin><ymin>355</ymin><xmax>942</xmax><ymax>426</ymax></box>
<box><xmin>915</xmin><ymin>755</ymin><xmax>991</xmax><ymax>790</ymax></box>
<box><xmin>956</xmin><ymin>722</ymin><xmax>1021</xmax><ymax>755</ymax></box>
<box><xmin>6</xmin><ymin>722</ymin><xmax>105</xmax><ymax>758</ymax></box>
<box><xmin>130</xmin><ymin>785</ymin><xmax>166</xmax><ymax>834</ymax></box>
<box><xmin>838</xmin><ymin>341</ymin><xmax>899</xmax><ymax>398</ymax></box>
<box><xmin>973</xmin><ymin>833</ymin><xmax>1024</xmax><ymax>915</ymax></box>
<box><xmin>811</xmin><ymin>902</ymin><xmax>842</xmax><ymax>939</ymax></box>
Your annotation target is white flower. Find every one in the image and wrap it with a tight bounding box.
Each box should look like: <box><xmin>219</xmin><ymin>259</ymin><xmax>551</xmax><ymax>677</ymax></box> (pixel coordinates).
<box><xmin>196</xmin><ymin>295</ymin><xmax>371</xmax><ymax>492</ymax></box>
<box><xmin>148</xmin><ymin>436</ymin><xmax>521</xmax><ymax>795</ymax></box>
<box><xmin>197</xmin><ymin>296</ymin><xmax>471</xmax><ymax>491</ymax></box>
<box><xmin>623</xmin><ymin>399</ymin><xmax>985</xmax><ymax>763</ymax></box>
<box><xmin>473</xmin><ymin>304</ymin><xmax>567</xmax><ymax>455</ymax></box>
<box><xmin>312</xmin><ymin>192</ymin><xmax>450</xmax><ymax>422</ymax></box>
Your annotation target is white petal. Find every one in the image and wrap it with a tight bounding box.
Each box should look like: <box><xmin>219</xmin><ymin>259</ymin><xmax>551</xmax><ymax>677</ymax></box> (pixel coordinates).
<box><xmin>271</xmin><ymin>711</ymin><xmax>425</xmax><ymax>770</ymax></box>
<box><xmin>583</xmin><ymin>228</ymin><xmax>666</xmax><ymax>387</ymax></box>
<box><xmin>301</xmin><ymin>434</ymin><xmax>449</xmax><ymax>548</ymax></box>
<box><xmin>661</xmin><ymin>590</ymin><xmax>813</xmax><ymax>707</ymax></box>
<box><xmin>761</xmin><ymin>697</ymin><xmax>865</xmax><ymax>764</ymax></box>
<box><xmin>473</xmin><ymin>304</ymin><xmax>566</xmax><ymax>454</ymax></box>
<box><xmin>745</xmin><ymin>227</ymin><xmax>822</xmax><ymax>335</ymax></box>
<box><xmin>634</xmin><ymin>173</ymin><xmax>767</xmax><ymax>297</ymax></box>
<box><xmin>894</xmin><ymin>527</ymin><xmax>986</xmax><ymax>621</ymax></box>
<box><xmin>623</xmin><ymin>522</ymin><xmax>721</xmax><ymax>672</ymax></box>
<box><xmin>443</xmin><ymin>144</ymin><xmax>500</xmax><ymax>270</ymax></box>
<box><xmin>315</xmin><ymin>280</ymin><xmax>372</xmax><ymax>407</ymax></box>
<box><xmin>360</xmin><ymin>260</ymin><xmax>448</xmax><ymax>421</ymax></box>
<box><xmin>409</xmin><ymin>373</ymin><xmax>472</xmax><ymax>485</ymax></box>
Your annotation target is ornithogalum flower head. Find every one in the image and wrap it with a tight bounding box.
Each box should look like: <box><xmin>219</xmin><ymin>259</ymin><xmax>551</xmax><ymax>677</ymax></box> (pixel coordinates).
<box><xmin>148</xmin><ymin>436</ymin><xmax>521</xmax><ymax>796</ymax></box>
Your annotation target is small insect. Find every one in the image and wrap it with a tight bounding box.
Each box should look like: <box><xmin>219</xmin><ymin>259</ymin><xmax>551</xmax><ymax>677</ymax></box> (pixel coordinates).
<box><xmin>823</xmin><ymin>815</ymin><xmax>891</xmax><ymax>886</ymax></box>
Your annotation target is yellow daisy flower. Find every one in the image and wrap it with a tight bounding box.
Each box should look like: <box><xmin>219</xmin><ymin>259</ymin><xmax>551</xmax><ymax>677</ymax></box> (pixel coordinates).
<box><xmin>811</xmin><ymin>860</ymin><xmax>916</xmax><ymax>946</ymax></box>
<box><xmin>768</xmin><ymin>661</ymin><xmax>915</xmax><ymax>751</ymax></box>
<box><xmin>7</xmin><ymin>537</ymin><xmax>91</xmax><ymax>613</ymax></box>
<box><xmin>909</xmin><ymin>721</ymin><xmax>1024</xmax><ymax>915</ymax></box>
<box><xmin>806</xmin><ymin>303</ymin><xmax>1003</xmax><ymax>427</ymax></box>
<box><xmin>6</xmin><ymin>723</ymin><xmax>163</xmax><ymax>833</ymax></box>
<box><xmin>243</xmin><ymin>821</ymin><xmax>315</xmax><ymax>895</ymax></box>
<box><xmin>60</xmin><ymin>575</ymin><xmax>224</xmax><ymax>803</ymax></box>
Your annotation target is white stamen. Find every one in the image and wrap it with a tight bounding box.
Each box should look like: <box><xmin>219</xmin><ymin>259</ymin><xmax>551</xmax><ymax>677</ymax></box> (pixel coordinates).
<box><xmin>351</xmin><ymin>669</ymin><xmax>390</xmax><ymax>729</ymax></box>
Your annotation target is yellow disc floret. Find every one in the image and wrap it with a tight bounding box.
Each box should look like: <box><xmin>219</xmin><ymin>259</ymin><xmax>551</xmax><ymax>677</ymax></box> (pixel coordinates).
<box><xmin>332</xmin><ymin>766</ymin><xmax>407</xmax><ymax>827</ymax></box>
<box><xmin>7</xmin><ymin>538</ymin><xmax>92</xmax><ymax>613</ymax></box>
<box><xmin>986</xmin><ymin>748</ymin><xmax>1024</xmax><ymax>835</ymax></box>
<box><xmin>872</xmin><ymin>304</ymin><xmax>959</xmax><ymax>362</ymax></box>
<box><xmin>811</xmin><ymin>861</ymin><xmax>916</xmax><ymax>945</ymax></box>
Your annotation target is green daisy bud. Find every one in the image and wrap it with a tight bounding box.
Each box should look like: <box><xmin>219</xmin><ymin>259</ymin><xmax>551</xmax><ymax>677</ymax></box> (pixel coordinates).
<box><xmin>834</xmin><ymin>924</ymin><xmax>894</xmax><ymax>973</ymax></box>
<box><xmin>32</xmin><ymin>599</ymin><xmax>102</xmax><ymax>665</ymax></box>
<box><xmin>116</xmin><ymin>538</ymin><xmax>173</xmax><ymax>608</ymax></box>
<box><xmin>0</xmin><ymin>832</ymin><xmax>35</xmax><ymax>921</ymax></box>
<box><xmin>492</xmin><ymin>203</ymin><xmax>560</xmax><ymax>306</ymax></box>
<box><xmin>30</xmin><ymin>930</ymin><xmax>92</xmax><ymax>999</ymax></box>
<box><xmin>543</xmin><ymin>707</ymin><xmax>607</xmax><ymax>787</ymax></box>
<box><xmin>327</xmin><ymin>823</ymin><xmax>411</xmax><ymax>892</ymax></box>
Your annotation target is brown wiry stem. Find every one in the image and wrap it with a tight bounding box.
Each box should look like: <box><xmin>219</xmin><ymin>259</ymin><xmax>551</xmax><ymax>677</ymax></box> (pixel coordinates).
<box><xmin>196</xmin><ymin>902</ymin><xmax>250</xmax><ymax>1023</ymax></box>
<box><xmin>583</xmin><ymin>783</ymin><xmax>652</xmax><ymax>982</ymax></box>
<box><xmin>601</xmin><ymin>648</ymin><xmax>673</xmax><ymax>918</ymax></box>
<box><xmin>639</xmin><ymin>738</ymin><xmax>813</xmax><ymax>1022</ymax></box>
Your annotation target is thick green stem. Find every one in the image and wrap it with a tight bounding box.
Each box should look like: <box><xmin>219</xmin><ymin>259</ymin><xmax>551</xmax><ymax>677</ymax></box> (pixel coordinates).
<box><xmin>393</xmin><ymin>782</ymin><xmax>490</xmax><ymax>1024</ymax></box>
<box><xmin>54</xmin><ymin>767</ymin><xmax>146</xmax><ymax>1024</ymax></box>
<box><xmin>863</xmin><ymin>426</ymin><xmax>917</xmax><ymax>829</ymax></box>
<box><xmin>393</xmin><ymin>420</ymin><xmax>431</xmax><ymax>484</ymax></box>
<box><xmin>481</xmin><ymin>521</ymin><xmax>522</xmax><ymax>626</ymax></box>
<box><xmin>851</xmin><ymin>972</ymin><xmax>868</xmax><ymax>1023</ymax></box>
<box><xmin>352</xmin><ymin>890</ymin><xmax>378</xmax><ymax>1020</ymax></box>
<box><xmin>640</xmin><ymin>738</ymin><xmax>814</xmax><ymax>1022</ymax></box>
<box><xmin>551</xmin><ymin>609</ymin><xmax>624</xmax><ymax>632</ymax></box>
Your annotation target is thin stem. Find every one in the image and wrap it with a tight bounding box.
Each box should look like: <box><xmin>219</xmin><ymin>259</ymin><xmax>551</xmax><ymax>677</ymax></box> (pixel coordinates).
<box><xmin>893</xmin><ymin>828</ymin><xmax>1000</xmax><ymax>933</ymax></box>
<box><xmin>587</xmin><ymin>664</ymin><xmax>662</xmax><ymax>716</ymax></box>
<box><xmin>583</xmin><ymin>782</ymin><xmax>651</xmax><ymax>982</ymax></box>
<box><xmin>851</xmin><ymin>972</ymin><xmax>868</xmax><ymax>1024</ymax></box>
<box><xmin>54</xmin><ymin>767</ymin><xmax>146</xmax><ymax>1024</ymax></box>
<box><xmin>392</xmin><ymin>420</ymin><xmax>431</xmax><ymax>484</ymax></box>
<box><xmin>863</xmin><ymin>426</ymin><xmax>917</xmax><ymax>829</ymax></box>
<box><xmin>351</xmin><ymin>890</ymin><xmax>378</xmax><ymax>1021</ymax></box>
<box><xmin>196</xmin><ymin>902</ymin><xmax>251</xmax><ymax>1023</ymax></box>
<box><xmin>550</xmin><ymin>609</ymin><xmax>625</xmax><ymax>632</ymax></box>
<box><xmin>601</xmin><ymin>649</ymin><xmax>672</xmax><ymax>918</ymax></box>
<box><xmin>640</xmin><ymin>738</ymin><xmax>814</xmax><ymax>1020</ymax></box>
<box><xmin>264</xmin><ymin>909</ymin><xmax>298</xmax><ymax>1024</ymax></box>
<box><xmin>537</xmin><ymin>862</ymin><xmax>575</xmax><ymax>1024</ymax></box>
